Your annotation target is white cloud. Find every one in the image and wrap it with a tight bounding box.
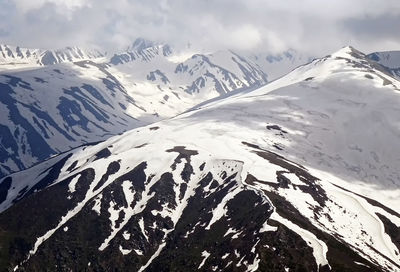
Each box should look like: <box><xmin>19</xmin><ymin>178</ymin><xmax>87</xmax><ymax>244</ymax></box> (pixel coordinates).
<box><xmin>229</xmin><ymin>25</ymin><xmax>262</xmax><ymax>51</ymax></box>
<box><xmin>13</xmin><ymin>0</ymin><xmax>89</xmax><ymax>13</ymax></box>
<box><xmin>1</xmin><ymin>0</ymin><xmax>400</xmax><ymax>55</ymax></box>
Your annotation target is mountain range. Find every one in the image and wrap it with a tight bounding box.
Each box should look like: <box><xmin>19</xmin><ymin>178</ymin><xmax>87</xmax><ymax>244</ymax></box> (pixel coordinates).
<box><xmin>0</xmin><ymin>44</ymin><xmax>105</xmax><ymax>70</ymax></box>
<box><xmin>0</xmin><ymin>42</ymin><xmax>399</xmax><ymax>271</ymax></box>
<box><xmin>0</xmin><ymin>39</ymin><xmax>273</xmax><ymax>178</ymax></box>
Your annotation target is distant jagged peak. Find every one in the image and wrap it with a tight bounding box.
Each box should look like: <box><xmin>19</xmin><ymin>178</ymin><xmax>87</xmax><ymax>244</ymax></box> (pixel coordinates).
<box><xmin>0</xmin><ymin>43</ymin><xmax>105</xmax><ymax>68</ymax></box>
<box><xmin>0</xmin><ymin>44</ymin><xmax>41</xmax><ymax>59</ymax></box>
<box><xmin>0</xmin><ymin>43</ymin><xmax>104</xmax><ymax>57</ymax></box>
<box><xmin>110</xmin><ymin>38</ymin><xmax>173</xmax><ymax>65</ymax></box>
<box><xmin>127</xmin><ymin>38</ymin><xmax>156</xmax><ymax>52</ymax></box>
<box><xmin>126</xmin><ymin>38</ymin><xmax>172</xmax><ymax>54</ymax></box>
<box><xmin>52</xmin><ymin>46</ymin><xmax>105</xmax><ymax>57</ymax></box>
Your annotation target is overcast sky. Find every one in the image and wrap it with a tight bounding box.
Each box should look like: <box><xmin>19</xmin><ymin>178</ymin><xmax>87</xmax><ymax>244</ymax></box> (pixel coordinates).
<box><xmin>1</xmin><ymin>0</ymin><xmax>400</xmax><ymax>55</ymax></box>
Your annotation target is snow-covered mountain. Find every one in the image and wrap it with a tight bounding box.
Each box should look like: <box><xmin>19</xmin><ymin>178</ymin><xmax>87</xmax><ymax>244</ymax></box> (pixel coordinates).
<box><xmin>0</xmin><ymin>44</ymin><xmax>105</xmax><ymax>70</ymax></box>
<box><xmin>1</xmin><ymin>46</ymin><xmax>399</xmax><ymax>271</ymax></box>
<box><xmin>110</xmin><ymin>39</ymin><xmax>173</xmax><ymax>64</ymax></box>
<box><xmin>0</xmin><ymin>61</ymin><xmax>146</xmax><ymax>178</ymax></box>
<box><xmin>0</xmin><ymin>40</ymin><xmax>268</xmax><ymax>178</ymax></box>
<box><xmin>368</xmin><ymin>51</ymin><xmax>400</xmax><ymax>78</ymax></box>
<box><xmin>111</xmin><ymin>46</ymin><xmax>268</xmax><ymax>100</ymax></box>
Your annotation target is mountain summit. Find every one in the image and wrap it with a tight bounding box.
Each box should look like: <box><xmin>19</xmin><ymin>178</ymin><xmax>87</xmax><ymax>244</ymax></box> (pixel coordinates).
<box><xmin>128</xmin><ymin>38</ymin><xmax>158</xmax><ymax>52</ymax></box>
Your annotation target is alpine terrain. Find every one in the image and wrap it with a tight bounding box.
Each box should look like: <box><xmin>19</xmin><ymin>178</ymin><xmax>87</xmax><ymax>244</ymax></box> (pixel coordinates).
<box><xmin>0</xmin><ymin>46</ymin><xmax>399</xmax><ymax>271</ymax></box>
<box><xmin>0</xmin><ymin>39</ymin><xmax>269</xmax><ymax>178</ymax></box>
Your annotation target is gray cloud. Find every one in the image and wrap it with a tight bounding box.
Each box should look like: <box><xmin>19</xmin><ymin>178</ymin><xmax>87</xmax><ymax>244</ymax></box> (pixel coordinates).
<box><xmin>1</xmin><ymin>0</ymin><xmax>400</xmax><ymax>55</ymax></box>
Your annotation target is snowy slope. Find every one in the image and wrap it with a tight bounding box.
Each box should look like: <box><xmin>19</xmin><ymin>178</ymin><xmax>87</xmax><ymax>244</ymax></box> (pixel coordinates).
<box><xmin>0</xmin><ymin>61</ymin><xmax>147</xmax><ymax>177</ymax></box>
<box><xmin>0</xmin><ymin>44</ymin><xmax>105</xmax><ymax>70</ymax></box>
<box><xmin>1</xmin><ymin>46</ymin><xmax>399</xmax><ymax>271</ymax></box>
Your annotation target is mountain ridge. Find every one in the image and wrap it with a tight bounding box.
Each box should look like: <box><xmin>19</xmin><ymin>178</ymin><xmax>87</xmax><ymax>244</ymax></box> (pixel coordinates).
<box><xmin>0</xmin><ymin>44</ymin><xmax>105</xmax><ymax>70</ymax></box>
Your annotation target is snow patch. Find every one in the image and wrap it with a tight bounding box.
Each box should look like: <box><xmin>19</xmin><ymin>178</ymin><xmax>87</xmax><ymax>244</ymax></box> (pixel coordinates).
<box><xmin>198</xmin><ymin>251</ymin><xmax>211</xmax><ymax>269</ymax></box>
<box><xmin>205</xmin><ymin>186</ymin><xmax>242</xmax><ymax>230</ymax></box>
<box><xmin>122</xmin><ymin>230</ymin><xmax>131</xmax><ymax>240</ymax></box>
<box><xmin>68</xmin><ymin>174</ymin><xmax>81</xmax><ymax>194</ymax></box>
<box><xmin>260</xmin><ymin>220</ymin><xmax>278</xmax><ymax>232</ymax></box>
<box><xmin>119</xmin><ymin>245</ymin><xmax>132</xmax><ymax>255</ymax></box>
<box><xmin>271</xmin><ymin>212</ymin><xmax>330</xmax><ymax>270</ymax></box>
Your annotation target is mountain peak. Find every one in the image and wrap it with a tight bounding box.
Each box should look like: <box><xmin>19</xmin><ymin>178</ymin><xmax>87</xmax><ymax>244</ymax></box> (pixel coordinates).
<box><xmin>331</xmin><ymin>45</ymin><xmax>365</xmax><ymax>59</ymax></box>
<box><xmin>128</xmin><ymin>38</ymin><xmax>156</xmax><ymax>52</ymax></box>
<box><xmin>111</xmin><ymin>39</ymin><xmax>173</xmax><ymax>64</ymax></box>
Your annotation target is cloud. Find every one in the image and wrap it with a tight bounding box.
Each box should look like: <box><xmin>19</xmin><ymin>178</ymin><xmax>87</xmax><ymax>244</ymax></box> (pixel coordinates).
<box><xmin>11</xmin><ymin>0</ymin><xmax>90</xmax><ymax>21</ymax></box>
<box><xmin>1</xmin><ymin>0</ymin><xmax>400</xmax><ymax>55</ymax></box>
